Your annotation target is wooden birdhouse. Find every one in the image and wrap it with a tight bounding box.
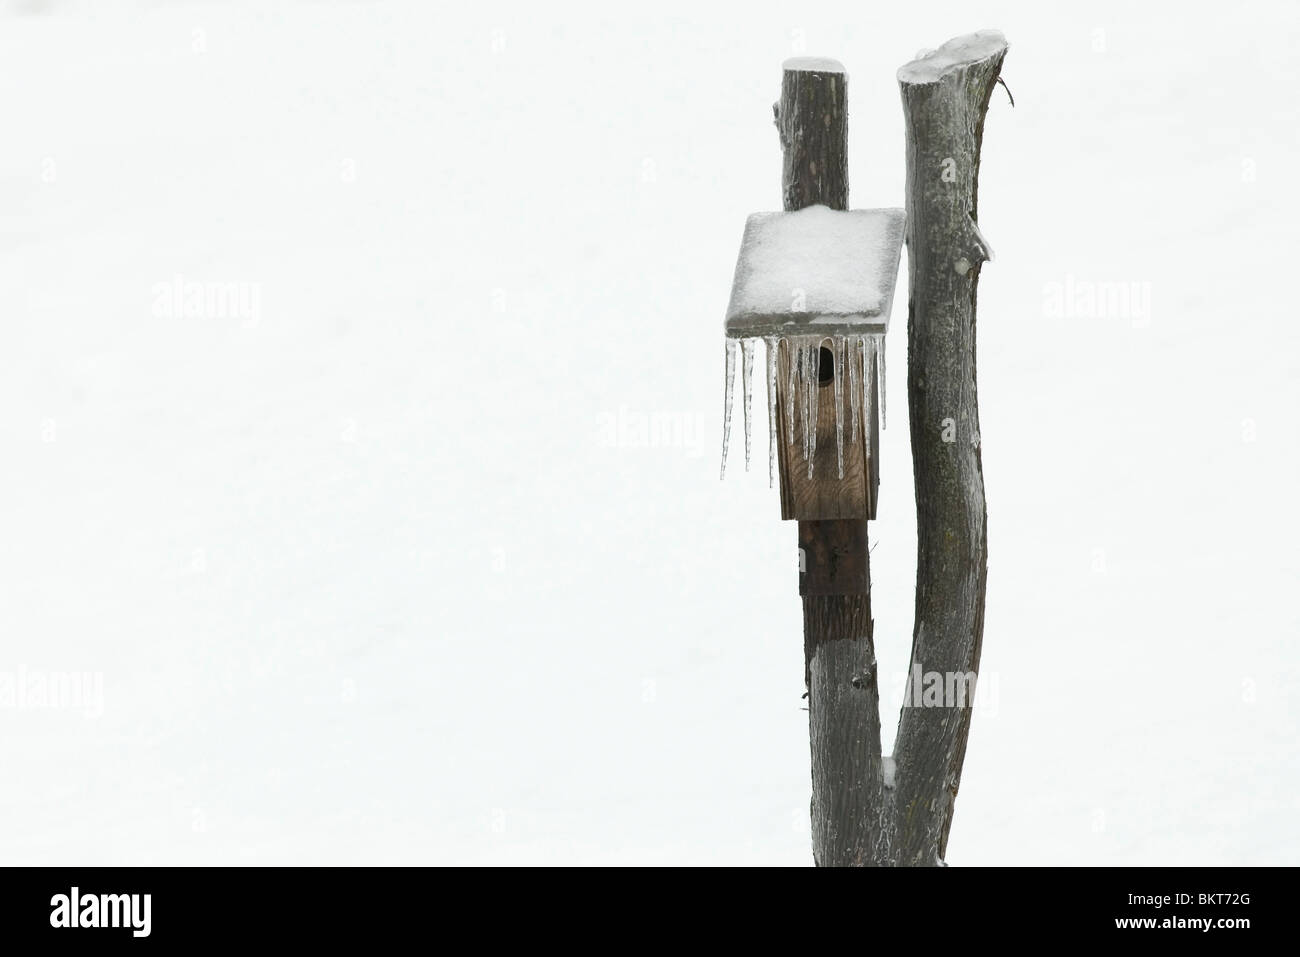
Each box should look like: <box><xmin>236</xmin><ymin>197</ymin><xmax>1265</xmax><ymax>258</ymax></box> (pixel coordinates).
<box><xmin>720</xmin><ymin>203</ymin><xmax>905</xmax><ymax>521</ymax></box>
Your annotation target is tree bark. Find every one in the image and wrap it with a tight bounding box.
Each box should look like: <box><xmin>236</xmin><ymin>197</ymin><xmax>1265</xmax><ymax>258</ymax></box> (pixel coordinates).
<box><xmin>891</xmin><ymin>31</ymin><xmax>1006</xmax><ymax>865</ymax></box>
<box><xmin>775</xmin><ymin>58</ymin><xmax>886</xmax><ymax>867</ymax></box>
<box><xmin>776</xmin><ymin>59</ymin><xmax>849</xmax><ymax>213</ymax></box>
<box><xmin>804</xmin><ymin>594</ymin><xmax>888</xmax><ymax>864</ymax></box>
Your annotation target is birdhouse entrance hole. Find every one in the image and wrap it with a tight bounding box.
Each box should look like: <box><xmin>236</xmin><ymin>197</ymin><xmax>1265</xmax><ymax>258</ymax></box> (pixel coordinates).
<box><xmin>818</xmin><ymin>346</ymin><xmax>835</xmax><ymax>385</ymax></box>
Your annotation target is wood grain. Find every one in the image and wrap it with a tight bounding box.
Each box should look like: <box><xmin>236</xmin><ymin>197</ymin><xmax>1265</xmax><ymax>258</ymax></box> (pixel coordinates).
<box><xmin>775</xmin><ymin>339</ymin><xmax>878</xmax><ymax>521</ymax></box>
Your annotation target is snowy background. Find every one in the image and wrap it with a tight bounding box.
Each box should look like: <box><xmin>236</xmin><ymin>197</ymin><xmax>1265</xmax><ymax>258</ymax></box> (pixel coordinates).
<box><xmin>2</xmin><ymin>0</ymin><xmax>1296</xmax><ymax>865</ymax></box>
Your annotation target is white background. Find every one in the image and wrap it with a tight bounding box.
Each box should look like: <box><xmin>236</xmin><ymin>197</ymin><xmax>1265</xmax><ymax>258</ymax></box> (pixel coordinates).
<box><xmin>1</xmin><ymin>0</ymin><xmax>1296</xmax><ymax>865</ymax></box>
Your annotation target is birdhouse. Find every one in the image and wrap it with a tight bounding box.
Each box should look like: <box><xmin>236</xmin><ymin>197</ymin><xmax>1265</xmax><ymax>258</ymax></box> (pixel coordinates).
<box><xmin>720</xmin><ymin>203</ymin><xmax>905</xmax><ymax>521</ymax></box>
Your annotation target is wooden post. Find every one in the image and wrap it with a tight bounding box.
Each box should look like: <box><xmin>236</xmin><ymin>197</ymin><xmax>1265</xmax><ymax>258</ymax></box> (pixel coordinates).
<box><xmin>892</xmin><ymin>31</ymin><xmax>1006</xmax><ymax>865</ymax></box>
<box><xmin>774</xmin><ymin>58</ymin><xmax>887</xmax><ymax>866</ymax></box>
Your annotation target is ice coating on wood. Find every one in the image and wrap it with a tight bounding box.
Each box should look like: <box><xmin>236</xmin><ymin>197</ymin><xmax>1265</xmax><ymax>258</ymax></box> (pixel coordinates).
<box><xmin>720</xmin><ymin>333</ymin><xmax>887</xmax><ymax>483</ymax></box>
<box><xmin>896</xmin><ymin>30</ymin><xmax>1008</xmax><ymax>84</ymax></box>
<box><xmin>724</xmin><ymin>206</ymin><xmax>905</xmax><ymax>339</ymax></box>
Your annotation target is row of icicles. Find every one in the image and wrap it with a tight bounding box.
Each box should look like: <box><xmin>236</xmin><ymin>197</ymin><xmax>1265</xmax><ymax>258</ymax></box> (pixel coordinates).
<box><xmin>722</xmin><ymin>334</ymin><xmax>886</xmax><ymax>485</ymax></box>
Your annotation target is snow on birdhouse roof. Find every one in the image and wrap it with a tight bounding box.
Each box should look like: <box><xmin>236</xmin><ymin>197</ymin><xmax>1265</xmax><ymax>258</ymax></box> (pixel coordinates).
<box><xmin>724</xmin><ymin>205</ymin><xmax>905</xmax><ymax>339</ymax></box>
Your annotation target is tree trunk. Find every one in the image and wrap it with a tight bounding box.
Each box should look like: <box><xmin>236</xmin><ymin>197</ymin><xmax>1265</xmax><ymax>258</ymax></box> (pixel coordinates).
<box><xmin>891</xmin><ymin>31</ymin><xmax>1006</xmax><ymax>865</ymax></box>
<box><xmin>776</xmin><ymin>59</ymin><xmax>849</xmax><ymax>213</ymax></box>
<box><xmin>775</xmin><ymin>58</ymin><xmax>886</xmax><ymax>867</ymax></box>
<box><xmin>772</xmin><ymin>36</ymin><xmax>1006</xmax><ymax>866</ymax></box>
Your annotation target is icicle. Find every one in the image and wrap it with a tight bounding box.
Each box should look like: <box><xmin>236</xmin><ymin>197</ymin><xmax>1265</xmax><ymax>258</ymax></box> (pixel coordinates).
<box><xmin>798</xmin><ymin>340</ymin><xmax>809</xmax><ymax>463</ymax></box>
<box><xmin>848</xmin><ymin>334</ymin><xmax>860</xmax><ymax>445</ymax></box>
<box><xmin>806</xmin><ymin>340</ymin><xmax>820</xmax><ymax>478</ymax></box>
<box><xmin>721</xmin><ymin>338</ymin><xmax>736</xmax><ymax>479</ymax></box>
<box><xmin>861</xmin><ymin>336</ymin><xmax>875</xmax><ymax>462</ymax></box>
<box><xmin>795</xmin><ymin>343</ymin><xmax>806</xmax><ymax>465</ymax></box>
<box><xmin>765</xmin><ymin>337</ymin><xmax>778</xmax><ymax>489</ymax></box>
<box><xmin>876</xmin><ymin>334</ymin><xmax>886</xmax><ymax>430</ymax></box>
<box><xmin>833</xmin><ymin>336</ymin><xmax>845</xmax><ymax>478</ymax></box>
<box><xmin>786</xmin><ymin>339</ymin><xmax>798</xmax><ymax>446</ymax></box>
<box><xmin>741</xmin><ymin>338</ymin><xmax>754</xmax><ymax>472</ymax></box>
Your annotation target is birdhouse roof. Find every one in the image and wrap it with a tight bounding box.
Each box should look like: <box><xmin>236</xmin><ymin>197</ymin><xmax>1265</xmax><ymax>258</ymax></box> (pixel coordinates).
<box><xmin>724</xmin><ymin>205</ymin><xmax>905</xmax><ymax>339</ymax></box>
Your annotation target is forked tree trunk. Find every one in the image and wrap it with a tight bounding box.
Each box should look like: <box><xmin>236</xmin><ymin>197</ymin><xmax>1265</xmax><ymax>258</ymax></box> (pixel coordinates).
<box><xmin>774</xmin><ymin>35</ymin><xmax>1006</xmax><ymax>866</ymax></box>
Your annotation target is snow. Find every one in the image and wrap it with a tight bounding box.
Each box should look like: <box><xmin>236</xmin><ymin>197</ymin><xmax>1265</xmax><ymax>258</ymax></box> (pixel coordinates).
<box><xmin>896</xmin><ymin>30</ymin><xmax>1008</xmax><ymax>84</ymax></box>
<box><xmin>783</xmin><ymin>56</ymin><xmax>846</xmax><ymax>74</ymax></box>
<box><xmin>725</xmin><ymin>206</ymin><xmax>905</xmax><ymax>338</ymax></box>
<box><xmin>1</xmin><ymin>0</ymin><xmax>1298</xmax><ymax>867</ymax></box>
